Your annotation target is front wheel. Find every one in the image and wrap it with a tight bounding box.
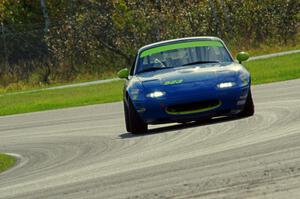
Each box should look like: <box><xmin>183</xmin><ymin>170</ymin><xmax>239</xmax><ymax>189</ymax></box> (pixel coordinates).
<box><xmin>238</xmin><ymin>88</ymin><xmax>254</xmax><ymax>117</ymax></box>
<box><xmin>124</xmin><ymin>98</ymin><xmax>148</xmax><ymax>134</ymax></box>
<box><xmin>123</xmin><ymin>101</ymin><xmax>132</xmax><ymax>132</ymax></box>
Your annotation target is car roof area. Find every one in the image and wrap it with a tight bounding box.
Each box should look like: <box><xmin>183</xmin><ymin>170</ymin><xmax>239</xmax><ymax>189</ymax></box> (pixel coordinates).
<box><xmin>138</xmin><ymin>36</ymin><xmax>223</xmax><ymax>53</ymax></box>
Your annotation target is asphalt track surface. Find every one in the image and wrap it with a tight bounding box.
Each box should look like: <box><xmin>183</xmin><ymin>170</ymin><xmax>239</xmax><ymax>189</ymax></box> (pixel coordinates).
<box><xmin>1</xmin><ymin>79</ymin><xmax>300</xmax><ymax>199</ymax></box>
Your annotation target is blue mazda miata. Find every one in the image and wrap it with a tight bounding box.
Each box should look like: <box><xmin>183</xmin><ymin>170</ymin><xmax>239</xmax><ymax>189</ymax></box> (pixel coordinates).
<box><xmin>118</xmin><ymin>37</ymin><xmax>254</xmax><ymax>134</ymax></box>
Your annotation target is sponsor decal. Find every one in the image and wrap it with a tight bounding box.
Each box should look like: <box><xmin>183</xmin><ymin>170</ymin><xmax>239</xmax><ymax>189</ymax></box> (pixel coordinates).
<box><xmin>164</xmin><ymin>79</ymin><xmax>183</xmax><ymax>85</ymax></box>
<box><xmin>140</xmin><ymin>41</ymin><xmax>223</xmax><ymax>58</ymax></box>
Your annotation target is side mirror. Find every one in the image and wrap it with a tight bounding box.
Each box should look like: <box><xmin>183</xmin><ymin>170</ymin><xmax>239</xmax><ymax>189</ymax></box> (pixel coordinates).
<box><xmin>236</xmin><ymin>52</ymin><xmax>250</xmax><ymax>64</ymax></box>
<box><xmin>117</xmin><ymin>68</ymin><xmax>129</xmax><ymax>79</ymax></box>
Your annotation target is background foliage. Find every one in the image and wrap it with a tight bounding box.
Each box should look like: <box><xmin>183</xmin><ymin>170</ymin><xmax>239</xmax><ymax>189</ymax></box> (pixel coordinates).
<box><xmin>0</xmin><ymin>0</ymin><xmax>299</xmax><ymax>87</ymax></box>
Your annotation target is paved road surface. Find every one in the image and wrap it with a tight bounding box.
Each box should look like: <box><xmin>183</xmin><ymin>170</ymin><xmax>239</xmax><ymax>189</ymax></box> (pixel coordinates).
<box><xmin>1</xmin><ymin>79</ymin><xmax>300</xmax><ymax>199</ymax></box>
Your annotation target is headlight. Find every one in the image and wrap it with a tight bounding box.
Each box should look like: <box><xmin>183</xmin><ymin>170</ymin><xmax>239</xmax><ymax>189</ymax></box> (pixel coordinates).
<box><xmin>146</xmin><ymin>91</ymin><xmax>166</xmax><ymax>98</ymax></box>
<box><xmin>217</xmin><ymin>82</ymin><xmax>236</xmax><ymax>89</ymax></box>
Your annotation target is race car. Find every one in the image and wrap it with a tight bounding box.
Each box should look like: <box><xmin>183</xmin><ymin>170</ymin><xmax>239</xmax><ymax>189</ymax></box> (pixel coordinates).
<box><xmin>117</xmin><ymin>37</ymin><xmax>254</xmax><ymax>134</ymax></box>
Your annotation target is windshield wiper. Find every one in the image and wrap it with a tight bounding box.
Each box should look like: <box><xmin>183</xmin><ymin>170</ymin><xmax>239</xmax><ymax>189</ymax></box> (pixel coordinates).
<box><xmin>182</xmin><ymin>60</ymin><xmax>220</xmax><ymax>66</ymax></box>
<box><xmin>140</xmin><ymin>66</ymin><xmax>172</xmax><ymax>73</ymax></box>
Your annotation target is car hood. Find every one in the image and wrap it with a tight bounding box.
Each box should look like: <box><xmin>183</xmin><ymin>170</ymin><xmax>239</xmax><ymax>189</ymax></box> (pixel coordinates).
<box><xmin>136</xmin><ymin>62</ymin><xmax>242</xmax><ymax>89</ymax></box>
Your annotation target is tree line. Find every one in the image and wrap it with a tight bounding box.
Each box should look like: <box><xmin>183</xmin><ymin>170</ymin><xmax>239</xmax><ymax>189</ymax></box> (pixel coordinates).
<box><xmin>0</xmin><ymin>0</ymin><xmax>299</xmax><ymax>86</ymax></box>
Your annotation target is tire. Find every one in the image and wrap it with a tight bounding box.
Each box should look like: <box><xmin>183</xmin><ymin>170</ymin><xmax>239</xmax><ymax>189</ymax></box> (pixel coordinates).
<box><xmin>123</xmin><ymin>100</ymin><xmax>132</xmax><ymax>132</ymax></box>
<box><xmin>238</xmin><ymin>88</ymin><xmax>254</xmax><ymax>117</ymax></box>
<box><xmin>124</xmin><ymin>98</ymin><xmax>148</xmax><ymax>134</ymax></box>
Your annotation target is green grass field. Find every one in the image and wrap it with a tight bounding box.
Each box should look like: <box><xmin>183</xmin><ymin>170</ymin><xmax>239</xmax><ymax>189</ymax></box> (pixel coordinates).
<box><xmin>0</xmin><ymin>153</ymin><xmax>16</xmax><ymax>173</ymax></box>
<box><xmin>0</xmin><ymin>81</ymin><xmax>124</xmax><ymax>116</ymax></box>
<box><xmin>244</xmin><ymin>53</ymin><xmax>300</xmax><ymax>84</ymax></box>
<box><xmin>0</xmin><ymin>53</ymin><xmax>299</xmax><ymax>116</ymax></box>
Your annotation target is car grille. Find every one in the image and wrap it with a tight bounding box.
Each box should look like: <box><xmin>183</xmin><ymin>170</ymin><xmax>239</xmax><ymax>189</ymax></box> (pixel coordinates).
<box><xmin>166</xmin><ymin>99</ymin><xmax>221</xmax><ymax>115</ymax></box>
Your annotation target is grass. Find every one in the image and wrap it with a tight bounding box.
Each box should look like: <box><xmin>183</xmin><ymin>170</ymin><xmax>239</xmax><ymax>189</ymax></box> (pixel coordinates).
<box><xmin>0</xmin><ymin>80</ymin><xmax>124</xmax><ymax>116</ymax></box>
<box><xmin>0</xmin><ymin>71</ymin><xmax>117</xmax><ymax>95</ymax></box>
<box><xmin>0</xmin><ymin>53</ymin><xmax>299</xmax><ymax>116</ymax></box>
<box><xmin>230</xmin><ymin>32</ymin><xmax>300</xmax><ymax>56</ymax></box>
<box><xmin>0</xmin><ymin>153</ymin><xmax>16</xmax><ymax>173</ymax></box>
<box><xmin>245</xmin><ymin>53</ymin><xmax>300</xmax><ymax>84</ymax></box>
<box><xmin>247</xmin><ymin>43</ymin><xmax>300</xmax><ymax>57</ymax></box>
<box><xmin>231</xmin><ymin>42</ymin><xmax>300</xmax><ymax>57</ymax></box>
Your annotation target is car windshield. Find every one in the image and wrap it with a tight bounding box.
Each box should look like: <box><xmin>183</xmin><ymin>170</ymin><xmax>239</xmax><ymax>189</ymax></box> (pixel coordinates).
<box><xmin>136</xmin><ymin>40</ymin><xmax>233</xmax><ymax>74</ymax></box>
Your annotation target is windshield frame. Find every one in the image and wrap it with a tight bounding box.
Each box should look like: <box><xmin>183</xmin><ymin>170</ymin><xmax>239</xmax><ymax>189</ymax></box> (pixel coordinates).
<box><xmin>133</xmin><ymin>38</ymin><xmax>234</xmax><ymax>75</ymax></box>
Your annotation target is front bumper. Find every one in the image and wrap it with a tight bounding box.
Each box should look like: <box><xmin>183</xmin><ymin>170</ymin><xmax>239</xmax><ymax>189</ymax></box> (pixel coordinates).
<box><xmin>132</xmin><ymin>85</ymin><xmax>250</xmax><ymax>124</ymax></box>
